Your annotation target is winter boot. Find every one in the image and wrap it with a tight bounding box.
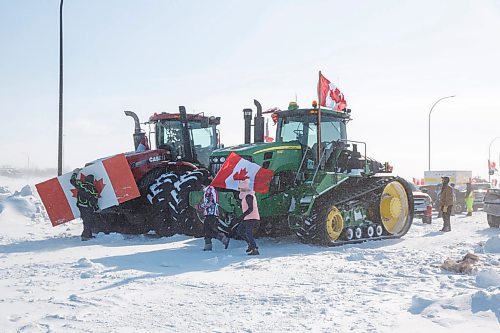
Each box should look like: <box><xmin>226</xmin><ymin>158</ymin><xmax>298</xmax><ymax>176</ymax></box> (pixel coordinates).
<box><xmin>247</xmin><ymin>248</ymin><xmax>259</xmax><ymax>255</ymax></box>
<box><xmin>81</xmin><ymin>228</ymin><xmax>94</xmax><ymax>241</ymax></box>
<box><xmin>217</xmin><ymin>233</ymin><xmax>230</xmax><ymax>249</ymax></box>
<box><xmin>440</xmin><ymin>222</ymin><xmax>451</xmax><ymax>232</ymax></box>
<box><xmin>203</xmin><ymin>239</ymin><xmax>213</xmax><ymax>251</ymax></box>
<box><xmin>466</xmin><ymin>212</ymin><xmax>472</xmax><ymax>217</ymax></box>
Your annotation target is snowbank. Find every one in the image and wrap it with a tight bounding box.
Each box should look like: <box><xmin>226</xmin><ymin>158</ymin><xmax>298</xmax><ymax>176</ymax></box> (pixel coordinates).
<box><xmin>0</xmin><ymin>178</ymin><xmax>499</xmax><ymax>332</ymax></box>
<box><xmin>483</xmin><ymin>236</ymin><xmax>500</xmax><ymax>254</ymax></box>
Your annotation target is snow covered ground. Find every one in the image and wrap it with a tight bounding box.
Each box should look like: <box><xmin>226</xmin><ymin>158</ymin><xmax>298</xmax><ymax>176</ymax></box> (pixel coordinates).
<box><xmin>0</xmin><ymin>175</ymin><xmax>499</xmax><ymax>333</ymax></box>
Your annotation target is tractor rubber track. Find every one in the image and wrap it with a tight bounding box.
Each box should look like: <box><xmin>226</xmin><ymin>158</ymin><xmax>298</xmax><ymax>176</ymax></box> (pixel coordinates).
<box><xmin>296</xmin><ymin>175</ymin><xmax>414</xmax><ymax>246</ymax></box>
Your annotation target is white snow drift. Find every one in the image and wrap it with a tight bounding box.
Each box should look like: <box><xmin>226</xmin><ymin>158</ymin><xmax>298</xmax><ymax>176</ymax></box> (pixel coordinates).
<box><xmin>0</xmin><ymin>176</ymin><xmax>498</xmax><ymax>333</ymax></box>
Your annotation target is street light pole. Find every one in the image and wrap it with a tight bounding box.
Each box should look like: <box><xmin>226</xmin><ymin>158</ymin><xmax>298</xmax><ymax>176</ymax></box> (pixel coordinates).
<box><xmin>57</xmin><ymin>0</ymin><xmax>64</xmax><ymax>176</ymax></box>
<box><xmin>488</xmin><ymin>136</ymin><xmax>500</xmax><ymax>183</ymax></box>
<box><xmin>428</xmin><ymin>95</ymin><xmax>455</xmax><ymax>171</ymax></box>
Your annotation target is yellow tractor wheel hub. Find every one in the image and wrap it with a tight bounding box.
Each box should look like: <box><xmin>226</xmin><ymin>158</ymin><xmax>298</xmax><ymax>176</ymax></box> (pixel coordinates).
<box><xmin>380</xmin><ymin>181</ymin><xmax>409</xmax><ymax>234</ymax></box>
<box><xmin>325</xmin><ymin>206</ymin><xmax>344</xmax><ymax>241</ymax></box>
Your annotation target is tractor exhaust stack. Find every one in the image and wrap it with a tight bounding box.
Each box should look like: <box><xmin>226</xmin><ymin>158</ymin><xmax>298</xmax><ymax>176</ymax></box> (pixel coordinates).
<box><xmin>124</xmin><ymin>110</ymin><xmax>146</xmax><ymax>151</ymax></box>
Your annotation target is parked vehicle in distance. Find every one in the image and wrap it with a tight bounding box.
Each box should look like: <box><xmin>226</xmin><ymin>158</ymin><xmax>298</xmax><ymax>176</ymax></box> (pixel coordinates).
<box><xmin>410</xmin><ymin>183</ymin><xmax>433</xmax><ymax>224</ymax></box>
<box><xmin>483</xmin><ymin>188</ymin><xmax>500</xmax><ymax>228</ymax></box>
<box><xmin>424</xmin><ymin>170</ymin><xmax>471</xmax><ymax>187</ymax></box>
<box><xmin>419</xmin><ymin>183</ymin><xmax>466</xmax><ymax>214</ymax></box>
<box><xmin>471</xmin><ymin>182</ymin><xmax>492</xmax><ymax>211</ymax></box>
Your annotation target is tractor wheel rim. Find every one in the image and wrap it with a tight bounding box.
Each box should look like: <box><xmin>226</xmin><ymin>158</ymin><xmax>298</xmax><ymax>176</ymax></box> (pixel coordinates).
<box><xmin>345</xmin><ymin>228</ymin><xmax>354</xmax><ymax>240</ymax></box>
<box><xmin>380</xmin><ymin>181</ymin><xmax>409</xmax><ymax>234</ymax></box>
<box><xmin>326</xmin><ymin>206</ymin><xmax>344</xmax><ymax>241</ymax></box>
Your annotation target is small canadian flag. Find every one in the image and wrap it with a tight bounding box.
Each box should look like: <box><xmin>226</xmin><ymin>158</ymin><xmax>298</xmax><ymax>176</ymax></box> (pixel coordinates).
<box><xmin>35</xmin><ymin>154</ymin><xmax>140</xmax><ymax>226</ymax></box>
<box><xmin>210</xmin><ymin>152</ymin><xmax>274</xmax><ymax>194</ymax></box>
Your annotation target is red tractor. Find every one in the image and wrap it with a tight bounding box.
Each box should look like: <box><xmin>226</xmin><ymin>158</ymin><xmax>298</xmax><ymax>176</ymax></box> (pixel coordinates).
<box><xmin>92</xmin><ymin>106</ymin><xmax>221</xmax><ymax>237</ymax></box>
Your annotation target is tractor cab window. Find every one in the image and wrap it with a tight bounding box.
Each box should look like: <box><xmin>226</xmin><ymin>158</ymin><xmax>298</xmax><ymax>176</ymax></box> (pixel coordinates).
<box><xmin>156</xmin><ymin>120</ymin><xmax>217</xmax><ymax>166</ymax></box>
<box><xmin>277</xmin><ymin>114</ymin><xmax>346</xmax><ymax>164</ymax></box>
<box><xmin>190</xmin><ymin>124</ymin><xmax>218</xmax><ymax>167</ymax></box>
<box><xmin>156</xmin><ymin>120</ymin><xmax>183</xmax><ymax>156</ymax></box>
<box><xmin>278</xmin><ymin>116</ymin><xmax>315</xmax><ymax>147</ymax></box>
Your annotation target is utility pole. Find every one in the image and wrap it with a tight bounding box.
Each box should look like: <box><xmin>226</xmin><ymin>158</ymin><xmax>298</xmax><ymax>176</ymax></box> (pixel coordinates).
<box><xmin>428</xmin><ymin>95</ymin><xmax>455</xmax><ymax>170</ymax></box>
<box><xmin>57</xmin><ymin>0</ymin><xmax>64</xmax><ymax>175</ymax></box>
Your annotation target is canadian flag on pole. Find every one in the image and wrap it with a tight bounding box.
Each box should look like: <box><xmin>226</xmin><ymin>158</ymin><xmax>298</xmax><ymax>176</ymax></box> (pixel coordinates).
<box><xmin>210</xmin><ymin>152</ymin><xmax>274</xmax><ymax>194</ymax></box>
<box><xmin>318</xmin><ymin>72</ymin><xmax>347</xmax><ymax>111</ymax></box>
<box><xmin>35</xmin><ymin>154</ymin><xmax>140</xmax><ymax>226</ymax></box>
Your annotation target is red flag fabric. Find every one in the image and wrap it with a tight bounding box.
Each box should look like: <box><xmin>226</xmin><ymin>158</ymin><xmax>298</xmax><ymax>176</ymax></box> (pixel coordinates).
<box><xmin>210</xmin><ymin>152</ymin><xmax>274</xmax><ymax>194</ymax></box>
<box><xmin>35</xmin><ymin>154</ymin><xmax>140</xmax><ymax>226</ymax></box>
<box><xmin>318</xmin><ymin>72</ymin><xmax>347</xmax><ymax>111</ymax></box>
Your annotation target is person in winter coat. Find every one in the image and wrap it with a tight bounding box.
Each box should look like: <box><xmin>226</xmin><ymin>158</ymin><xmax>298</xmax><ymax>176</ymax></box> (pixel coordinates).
<box><xmin>439</xmin><ymin>176</ymin><xmax>454</xmax><ymax>232</ymax></box>
<box><xmin>70</xmin><ymin>168</ymin><xmax>100</xmax><ymax>241</ymax></box>
<box><xmin>465</xmin><ymin>182</ymin><xmax>474</xmax><ymax>216</ymax></box>
<box><xmin>199</xmin><ymin>185</ymin><xmax>229</xmax><ymax>251</ymax></box>
<box><xmin>236</xmin><ymin>178</ymin><xmax>260</xmax><ymax>255</ymax></box>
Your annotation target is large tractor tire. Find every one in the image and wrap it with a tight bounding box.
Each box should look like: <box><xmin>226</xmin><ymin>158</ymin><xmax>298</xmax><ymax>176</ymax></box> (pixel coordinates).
<box><xmin>93</xmin><ymin>168</ymin><xmax>169</xmax><ymax>235</ymax></box>
<box><xmin>146</xmin><ymin>170</ymin><xmax>179</xmax><ymax>237</ymax></box>
<box><xmin>174</xmin><ymin>170</ymin><xmax>209</xmax><ymax>237</ymax></box>
<box><xmin>258</xmin><ymin>216</ymin><xmax>292</xmax><ymax>238</ymax></box>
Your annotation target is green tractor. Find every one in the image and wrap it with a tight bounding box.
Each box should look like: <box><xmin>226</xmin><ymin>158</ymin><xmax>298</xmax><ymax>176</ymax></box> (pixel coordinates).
<box><xmin>191</xmin><ymin>100</ymin><xmax>414</xmax><ymax>246</ymax></box>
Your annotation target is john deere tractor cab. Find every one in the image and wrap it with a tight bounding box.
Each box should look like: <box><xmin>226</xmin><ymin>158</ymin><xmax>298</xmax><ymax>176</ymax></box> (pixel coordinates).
<box><xmin>195</xmin><ymin>100</ymin><xmax>414</xmax><ymax>246</ymax></box>
<box><xmin>93</xmin><ymin>106</ymin><xmax>221</xmax><ymax>237</ymax></box>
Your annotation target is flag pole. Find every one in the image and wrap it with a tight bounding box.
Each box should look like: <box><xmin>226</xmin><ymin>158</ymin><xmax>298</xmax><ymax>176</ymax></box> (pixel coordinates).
<box><xmin>316</xmin><ymin>71</ymin><xmax>322</xmax><ymax>168</ymax></box>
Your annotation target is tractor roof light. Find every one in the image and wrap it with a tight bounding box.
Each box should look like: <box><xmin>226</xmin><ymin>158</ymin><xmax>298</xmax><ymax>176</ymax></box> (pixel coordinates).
<box><xmin>288</xmin><ymin>101</ymin><xmax>299</xmax><ymax>110</ymax></box>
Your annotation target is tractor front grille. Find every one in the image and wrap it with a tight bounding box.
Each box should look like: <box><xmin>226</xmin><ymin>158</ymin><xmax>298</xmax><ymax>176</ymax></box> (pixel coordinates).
<box><xmin>210</xmin><ymin>162</ymin><xmax>223</xmax><ymax>176</ymax></box>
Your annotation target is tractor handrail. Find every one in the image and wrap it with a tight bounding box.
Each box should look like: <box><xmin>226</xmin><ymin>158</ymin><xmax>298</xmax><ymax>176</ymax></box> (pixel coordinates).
<box><xmin>295</xmin><ymin>146</ymin><xmax>310</xmax><ymax>184</ymax></box>
<box><xmin>311</xmin><ymin>139</ymin><xmax>369</xmax><ymax>183</ymax></box>
<box><xmin>339</xmin><ymin>139</ymin><xmax>368</xmax><ymax>174</ymax></box>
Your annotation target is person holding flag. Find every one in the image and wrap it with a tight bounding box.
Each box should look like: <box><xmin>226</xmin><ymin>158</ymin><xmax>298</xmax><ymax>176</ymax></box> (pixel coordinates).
<box><xmin>70</xmin><ymin>168</ymin><xmax>100</xmax><ymax>241</ymax></box>
<box><xmin>210</xmin><ymin>152</ymin><xmax>274</xmax><ymax>255</ymax></box>
<box><xmin>235</xmin><ymin>171</ymin><xmax>261</xmax><ymax>255</ymax></box>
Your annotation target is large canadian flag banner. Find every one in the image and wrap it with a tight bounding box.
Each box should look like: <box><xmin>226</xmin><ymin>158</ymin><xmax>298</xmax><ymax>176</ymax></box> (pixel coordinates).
<box><xmin>35</xmin><ymin>154</ymin><xmax>140</xmax><ymax>226</ymax></box>
<box><xmin>210</xmin><ymin>152</ymin><xmax>274</xmax><ymax>193</ymax></box>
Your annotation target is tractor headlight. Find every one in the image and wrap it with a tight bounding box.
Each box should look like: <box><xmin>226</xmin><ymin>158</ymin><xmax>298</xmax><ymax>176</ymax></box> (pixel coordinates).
<box><xmin>220</xmin><ymin>156</ymin><xmax>226</xmax><ymax>163</ymax></box>
<box><xmin>212</xmin><ymin>157</ymin><xmax>219</xmax><ymax>163</ymax></box>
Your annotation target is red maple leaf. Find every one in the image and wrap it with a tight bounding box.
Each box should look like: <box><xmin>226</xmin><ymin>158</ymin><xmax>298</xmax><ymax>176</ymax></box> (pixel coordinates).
<box><xmin>70</xmin><ymin>173</ymin><xmax>106</xmax><ymax>198</ymax></box>
<box><xmin>233</xmin><ymin>168</ymin><xmax>250</xmax><ymax>181</ymax></box>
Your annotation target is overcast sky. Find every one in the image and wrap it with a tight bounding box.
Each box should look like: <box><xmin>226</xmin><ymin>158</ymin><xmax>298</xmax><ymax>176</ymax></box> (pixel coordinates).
<box><xmin>1</xmin><ymin>0</ymin><xmax>499</xmax><ymax>181</ymax></box>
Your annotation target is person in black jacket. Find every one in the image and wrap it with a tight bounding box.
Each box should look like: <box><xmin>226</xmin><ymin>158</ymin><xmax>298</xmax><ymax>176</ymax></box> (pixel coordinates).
<box><xmin>70</xmin><ymin>168</ymin><xmax>100</xmax><ymax>241</ymax></box>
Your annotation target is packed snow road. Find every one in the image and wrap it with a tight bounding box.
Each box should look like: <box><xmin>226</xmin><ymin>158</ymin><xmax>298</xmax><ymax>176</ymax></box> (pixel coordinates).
<box><xmin>0</xmin><ymin>180</ymin><xmax>498</xmax><ymax>332</ymax></box>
